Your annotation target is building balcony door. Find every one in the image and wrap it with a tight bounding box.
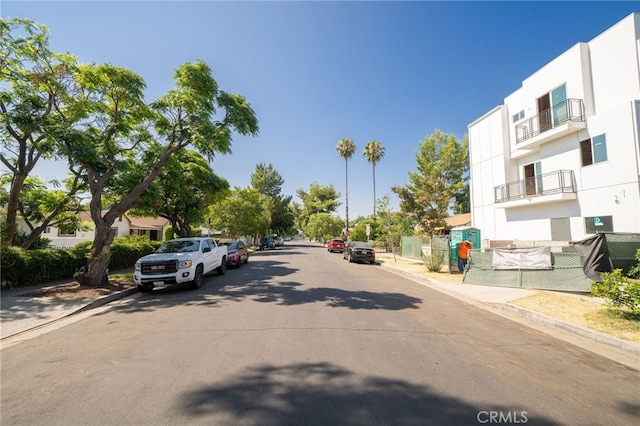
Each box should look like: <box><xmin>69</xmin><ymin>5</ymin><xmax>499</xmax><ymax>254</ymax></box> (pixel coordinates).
<box><xmin>524</xmin><ymin>162</ymin><xmax>542</xmax><ymax>196</ymax></box>
<box><xmin>537</xmin><ymin>94</ymin><xmax>551</xmax><ymax>132</ymax></box>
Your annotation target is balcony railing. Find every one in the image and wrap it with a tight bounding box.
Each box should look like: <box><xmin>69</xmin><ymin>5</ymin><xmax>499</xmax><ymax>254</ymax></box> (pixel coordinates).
<box><xmin>515</xmin><ymin>99</ymin><xmax>585</xmax><ymax>144</ymax></box>
<box><xmin>494</xmin><ymin>170</ymin><xmax>576</xmax><ymax>204</ymax></box>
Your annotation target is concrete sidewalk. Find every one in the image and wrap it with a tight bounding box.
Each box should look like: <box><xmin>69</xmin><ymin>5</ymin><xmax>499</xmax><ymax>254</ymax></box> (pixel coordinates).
<box><xmin>1</xmin><ymin>279</ymin><xmax>138</xmax><ymax>342</ymax></box>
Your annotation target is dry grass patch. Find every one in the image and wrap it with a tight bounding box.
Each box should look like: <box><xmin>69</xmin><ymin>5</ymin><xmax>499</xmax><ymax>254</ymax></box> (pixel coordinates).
<box><xmin>377</xmin><ymin>255</ymin><xmax>463</xmax><ymax>284</ymax></box>
<box><xmin>510</xmin><ymin>292</ymin><xmax>640</xmax><ymax>344</ymax></box>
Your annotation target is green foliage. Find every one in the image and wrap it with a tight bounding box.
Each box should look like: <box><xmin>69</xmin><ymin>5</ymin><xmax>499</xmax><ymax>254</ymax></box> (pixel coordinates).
<box><xmin>251</xmin><ymin>163</ymin><xmax>295</xmax><ymax>236</ymax></box>
<box><xmin>421</xmin><ymin>249</ymin><xmax>445</xmax><ymax>273</ymax></box>
<box><xmin>371</xmin><ymin>196</ymin><xmax>414</xmax><ymax>251</ymax></box>
<box><xmin>336</xmin><ymin>138</ymin><xmax>356</xmax><ymax>160</ymax></box>
<box><xmin>251</xmin><ymin>163</ymin><xmax>284</xmax><ymax>198</ymax></box>
<box><xmin>305</xmin><ymin>213</ymin><xmax>343</xmax><ymax>242</ymax></box>
<box><xmin>12</xmin><ymin>232</ymin><xmax>51</xmax><ymax>249</ymax></box>
<box><xmin>164</xmin><ymin>226</ymin><xmax>176</xmax><ymax>241</ymax></box>
<box><xmin>0</xmin><ymin>17</ymin><xmax>85</xmax><ymax>245</ymax></box>
<box><xmin>591</xmin><ymin>269</ymin><xmax>640</xmax><ymax>317</ymax></box>
<box><xmin>350</xmin><ymin>218</ymin><xmax>380</xmax><ymax>242</ymax></box>
<box><xmin>108</xmin><ymin>235</ymin><xmax>161</xmax><ymax>270</ymax></box>
<box><xmin>392</xmin><ymin>130</ymin><xmax>469</xmax><ymax>236</ymax></box>
<box><xmin>208</xmin><ymin>187</ymin><xmax>269</xmax><ymax>239</ymax></box>
<box><xmin>0</xmin><ymin>236</ymin><xmax>161</xmax><ymax>289</ymax></box>
<box><xmin>296</xmin><ymin>183</ymin><xmax>341</xmax><ymax>230</ymax></box>
<box><xmin>0</xmin><ymin>246</ymin><xmax>85</xmax><ymax>289</ymax></box>
<box><xmin>132</xmin><ymin>149</ymin><xmax>229</xmax><ymax>237</ymax></box>
<box><xmin>627</xmin><ymin>249</ymin><xmax>640</xmax><ymax>279</ymax></box>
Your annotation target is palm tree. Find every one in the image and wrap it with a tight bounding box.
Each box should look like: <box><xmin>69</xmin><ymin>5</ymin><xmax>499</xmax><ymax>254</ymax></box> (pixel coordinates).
<box><xmin>336</xmin><ymin>138</ymin><xmax>356</xmax><ymax>239</ymax></box>
<box><xmin>363</xmin><ymin>140</ymin><xmax>385</xmax><ymax>217</ymax></box>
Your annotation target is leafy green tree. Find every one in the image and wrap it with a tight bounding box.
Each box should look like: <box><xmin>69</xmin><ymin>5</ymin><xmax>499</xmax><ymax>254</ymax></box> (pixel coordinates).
<box><xmin>296</xmin><ymin>182</ymin><xmax>340</xmax><ymax>231</ymax></box>
<box><xmin>251</xmin><ymin>163</ymin><xmax>284</xmax><ymax>198</ymax></box>
<box><xmin>336</xmin><ymin>138</ymin><xmax>356</xmax><ymax>239</ymax></box>
<box><xmin>305</xmin><ymin>213</ymin><xmax>343</xmax><ymax>242</ymax></box>
<box><xmin>0</xmin><ymin>175</ymin><xmax>87</xmax><ymax>248</ymax></box>
<box><xmin>452</xmin><ymin>182</ymin><xmax>470</xmax><ymax>215</ymax></box>
<box><xmin>363</xmin><ymin>140</ymin><xmax>385</xmax><ymax>217</ymax></box>
<box><xmin>208</xmin><ymin>187</ymin><xmax>268</xmax><ymax>240</ymax></box>
<box><xmin>131</xmin><ymin>150</ymin><xmax>229</xmax><ymax>237</ymax></box>
<box><xmin>0</xmin><ymin>18</ymin><xmax>86</xmax><ymax>245</ymax></box>
<box><xmin>392</xmin><ymin>130</ymin><xmax>468</xmax><ymax>237</ymax></box>
<box><xmin>250</xmin><ymin>163</ymin><xmax>294</xmax><ymax>236</ymax></box>
<box><xmin>61</xmin><ymin>60</ymin><xmax>258</xmax><ymax>286</ymax></box>
<box><xmin>350</xmin><ymin>218</ymin><xmax>380</xmax><ymax>242</ymax></box>
<box><xmin>373</xmin><ymin>195</ymin><xmax>414</xmax><ymax>250</ymax></box>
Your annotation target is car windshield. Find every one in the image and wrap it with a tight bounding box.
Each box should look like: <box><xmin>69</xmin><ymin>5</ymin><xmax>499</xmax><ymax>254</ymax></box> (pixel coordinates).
<box><xmin>156</xmin><ymin>239</ymin><xmax>200</xmax><ymax>253</ymax></box>
<box><xmin>222</xmin><ymin>241</ymin><xmax>238</xmax><ymax>249</ymax></box>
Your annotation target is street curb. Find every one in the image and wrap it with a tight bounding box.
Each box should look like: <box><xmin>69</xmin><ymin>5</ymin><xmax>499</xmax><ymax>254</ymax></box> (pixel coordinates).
<box><xmin>379</xmin><ymin>262</ymin><xmax>640</xmax><ymax>360</ymax></box>
<box><xmin>74</xmin><ymin>287</ymin><xmax>140</xmax><ymax>314</ymax></box>
<box><xmin>498</xmin><ymin>303</ymin><xmax>640</xmax><ymax>358</ymax></box>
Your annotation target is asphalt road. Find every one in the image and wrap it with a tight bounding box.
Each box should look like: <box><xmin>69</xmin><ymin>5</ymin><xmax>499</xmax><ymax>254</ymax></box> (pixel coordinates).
<box><xmin>1</xmin><ymin>241</ymin><xmax>638</xmax><ymax>425</ymax></box>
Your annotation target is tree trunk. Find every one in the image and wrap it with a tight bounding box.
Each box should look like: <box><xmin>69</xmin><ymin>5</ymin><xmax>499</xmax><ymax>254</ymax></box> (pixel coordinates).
<box><xmin>372</xmin><ymin>163</ymin><xmax>376</xmax><ymax>218</ymax></box>
<box><xmin>76</xmin><ymin>223</ymin><xmax>115</xmax><ymax>286</ymax></box>
<box><xmin>1</xmin><ymin>132</ymin><xmax>42</xmax><ymax>246</ymax></box>
<box><xmin>345</xmin><ymin>158</ymin><xmax>349</xmax><ymax>240</ymax></box>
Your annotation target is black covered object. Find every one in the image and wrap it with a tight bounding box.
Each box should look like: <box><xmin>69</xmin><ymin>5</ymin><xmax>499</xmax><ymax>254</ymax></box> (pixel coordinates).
<box><xmin>573</xmin><ymin>234</ymin><xmax>614</xmax><ymax>282</ymax></box>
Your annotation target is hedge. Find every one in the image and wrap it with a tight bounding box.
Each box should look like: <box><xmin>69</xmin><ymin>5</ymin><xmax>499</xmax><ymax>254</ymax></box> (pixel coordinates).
<box><xmin>1</xmin><ymin>235</ymin><xmax>162</xmax><ymax>289</ymax></box>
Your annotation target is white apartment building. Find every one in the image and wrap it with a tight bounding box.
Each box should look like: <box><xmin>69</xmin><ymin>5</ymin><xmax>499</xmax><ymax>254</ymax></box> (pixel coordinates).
<box><xmin>468</xmin><ymin>13</ymin><xmax>640</xmax><ymax>243</ymax></box>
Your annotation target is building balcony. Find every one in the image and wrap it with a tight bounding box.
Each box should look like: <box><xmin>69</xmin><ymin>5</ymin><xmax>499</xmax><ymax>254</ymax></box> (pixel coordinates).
<box><xmin>494</xmin><ymin>170</ymin><xmax>577</xmax><ymax>208</ymax></box>
<box><xmin>512</xmin><ymin>99</ymin><xmax>586</xmax><ymax>158</ymax></box>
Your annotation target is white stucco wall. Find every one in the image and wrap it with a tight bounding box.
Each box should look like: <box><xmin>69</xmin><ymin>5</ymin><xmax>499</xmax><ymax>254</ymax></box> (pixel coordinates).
<box><xmin>468</xmin><ymin>13</ymin><xmax>640</xmax><ymax>242</ymax></box>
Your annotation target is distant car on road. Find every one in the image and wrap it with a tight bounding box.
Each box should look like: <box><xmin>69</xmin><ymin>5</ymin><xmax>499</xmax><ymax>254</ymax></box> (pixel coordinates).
<box><xmin>221</xmin><ymin>240</ymin><xmax>249</xmax><ymax>267</ymax></box>
<box><xmin>327</xmin><ymin>238</ymin><xmax>345</xmax><ymax>253</ymax></box>
<box><xmin>259</xmin><ymin>236</ymin><xmax>276</xmax><ymax>250</ymax></box>
<box><xmin>343</xmin><ymin>241</ymin><xmax>376</xmax><ymax>264</ymax></box>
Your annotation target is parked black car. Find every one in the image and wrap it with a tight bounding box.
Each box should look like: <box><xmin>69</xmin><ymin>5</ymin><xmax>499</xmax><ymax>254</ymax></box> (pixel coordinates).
<box><xmin>221</xmin><ymin>240</ymin><xmax>249</xmax><ymax>267</ymax></box>
<box><xmin>259</xmin><ymin>236</ymin><xmax>276</xmax><ymax>250</ymax></box>
<box><xmin>343</xmin><ymin>241</ymin><xmax>376</xmax><ymax>264</ymax></box>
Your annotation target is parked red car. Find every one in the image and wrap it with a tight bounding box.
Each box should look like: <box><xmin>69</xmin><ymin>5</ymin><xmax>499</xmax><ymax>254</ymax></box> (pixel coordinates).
<box><xmin>221</xmin><ymin>240</ymin><xmax>249</xmax><ymax>267</ymax></box>
<box><xmin>327</xmin><ymin>238</ymin><xmax>345</xmax><ymax>253</ymax></box>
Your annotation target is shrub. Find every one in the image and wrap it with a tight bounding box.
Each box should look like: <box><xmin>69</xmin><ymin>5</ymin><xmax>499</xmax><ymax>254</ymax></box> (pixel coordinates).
<box><xmin>421</xmin><ymin>248</ymin><xmax>445</xmax><ymax>273</ymax></box>
<box><xmin>627</xmin><ymin>248</ymin><xmax>640</xmax><ymax>279</ymax></box>
<box><xmin>0</xmin><ymin>236</ymin><xmax>162</xmax><ymax>289</ymax></box>
<box><xmin>591</xmin><ymin>269</ymin><xmax>640</xmax><ymax>317</ymax></box>
<box><xmin>109</xmin><ymin>235</ymin><xmax>160</xmax><ymax>270</ymax></box>
<box><xmin>0</xmin><ymin>246</ymin><xmax>84</xmax><ymax>289</ymax></box>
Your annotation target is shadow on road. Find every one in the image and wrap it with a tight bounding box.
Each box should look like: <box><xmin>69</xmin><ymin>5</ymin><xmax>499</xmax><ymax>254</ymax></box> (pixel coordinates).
<box><xmin>103</xmin><ymin>258</ymin><xmax>421</xmax><ymax>315</ymax></box>
<box><xmin>218</xmin><ymin>280</ymin><xmax>422</xmax><ymax>310</ymax></box>
<box><xmin>176</xmin><ymin>362</ymin><xmax>560</xmax><ymax>425</ymax></box>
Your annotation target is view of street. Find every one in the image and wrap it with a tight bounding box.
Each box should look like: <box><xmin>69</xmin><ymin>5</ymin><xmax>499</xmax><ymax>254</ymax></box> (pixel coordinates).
<box><xmin>1</xmin><ymin>240</ymin><xmax>638</xmax><ymax>425</ymax></box>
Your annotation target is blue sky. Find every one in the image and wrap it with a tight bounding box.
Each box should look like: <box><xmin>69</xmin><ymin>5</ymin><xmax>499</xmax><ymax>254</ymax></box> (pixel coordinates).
<box><xmin>3</xmin><ymin>1</ymin><xmax>639</xmax><ymax>219</ymax></box>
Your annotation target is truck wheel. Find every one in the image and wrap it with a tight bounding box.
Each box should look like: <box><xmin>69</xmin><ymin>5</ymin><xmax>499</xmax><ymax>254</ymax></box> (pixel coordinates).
<box><xmin>190</xmin><ymin>265</ymin><xmax>204</xmax><ymax>289</ymax></box>
<box><xmin>138</xmin><ymin>284</ymin><xmax>153</xmax><ymax>293</ymax></box>
<box><xmin>216</xmin><ymin>257</ymin><xmax>227</xmax><ymax>275</ymax></box>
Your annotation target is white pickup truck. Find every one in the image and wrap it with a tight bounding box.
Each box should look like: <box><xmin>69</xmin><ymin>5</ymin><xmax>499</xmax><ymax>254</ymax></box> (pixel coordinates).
<box><xmin>134</xmin><ymin>237</ymin><xmax>227</xmax><ymax>292</ymax></box>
